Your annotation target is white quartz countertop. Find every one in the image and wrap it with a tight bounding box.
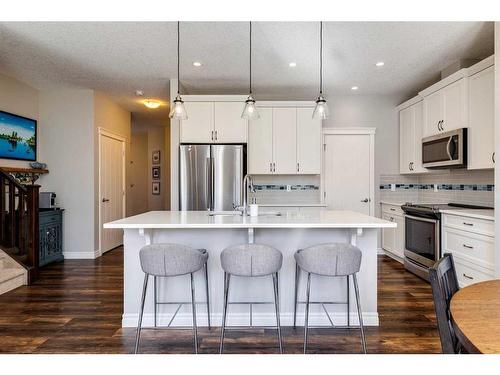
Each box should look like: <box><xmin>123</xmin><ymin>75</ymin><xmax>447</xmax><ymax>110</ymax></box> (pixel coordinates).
<box><xmin>258</xmin><ymin>203</ymin><xmax>327</xmax><ymax>207</ymax></box>
<box><xmin>104</xmin><ymin>209</ymin><xmax>396</xmax><ymax>229</ymax></box>
<box><xmin>440</xmin><ymin>208</ymin><xmax>495</xmax><ymax>221</ymax></box>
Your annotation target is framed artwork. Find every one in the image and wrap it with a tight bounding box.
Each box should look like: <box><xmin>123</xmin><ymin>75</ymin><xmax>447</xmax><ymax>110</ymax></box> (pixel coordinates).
<box><xmin>152</xmin><ymin>182</ymin><xmax>160</xmax><ymax>195</ymax></box>
<box><xmin>152</xmin><ymin>166</ymin><xmax>160</xmax><ymax>180</ymax></box>
<box><xmin>152</xmin><ymin>150</ymin><xmax>161</xmax><ymax>164</ymax></box>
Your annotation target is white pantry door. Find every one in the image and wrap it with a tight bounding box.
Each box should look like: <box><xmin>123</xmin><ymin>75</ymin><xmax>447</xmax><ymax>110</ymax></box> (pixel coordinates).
<box><xmin>99</xmin><ymin>130</ymin><xmax>126</xmax><ymax>254</ymax></box>
<box><xmin>323</xmin><ymin>131</ymin><xmax>374</xmax><ymax>215</ymax></box>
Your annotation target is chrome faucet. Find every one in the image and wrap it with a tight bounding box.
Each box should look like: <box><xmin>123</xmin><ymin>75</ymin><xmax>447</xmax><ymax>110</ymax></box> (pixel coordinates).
<box><xmin>238</xmin><ymin>174</ymin><xmax>254</xmax><ymax>215</ymax></box>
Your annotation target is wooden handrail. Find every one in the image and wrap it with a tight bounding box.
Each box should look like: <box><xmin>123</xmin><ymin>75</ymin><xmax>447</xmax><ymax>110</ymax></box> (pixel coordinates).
<box><xmin>0</xmin><ymin>169</ymin><xmax>40</xmax><ymax>284</ymax></box>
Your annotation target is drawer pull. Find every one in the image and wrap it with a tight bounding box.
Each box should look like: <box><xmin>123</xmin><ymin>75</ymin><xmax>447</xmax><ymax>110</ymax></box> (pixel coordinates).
<box><xmin>462</xmin><ymin>222</ymin><xmax>474</xmax><ymax>226</ymax></box>
<box><xmin>390</xmin><ymin>208</ymin><xmax>395</xmax><ymax>211</ymax></box>
<box><xmin>462</xmin><ymin>244</ymin><xmax>474</xmax><ymax>249</ymax></box>
<box><xmin>463</xmin><ymin>273</ymin><xmax>474</xmax><ymax>280</ymax></box>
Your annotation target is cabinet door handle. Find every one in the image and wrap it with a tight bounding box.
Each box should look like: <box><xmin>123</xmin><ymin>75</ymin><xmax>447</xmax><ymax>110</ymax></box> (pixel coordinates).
<box><xmin>273</xmin><ymin>163</ymin><xmax>276</xmax><ymax>172</ymax></box>
<box><xmin>390</xmin><ymin>208</ymin><xmax>396</xmax><ymax>211</ymax></box>
<box><xmin>492</xmin><ymin>152</ymin><xmax>495</xmax><ymax>163</ymax></box>
<box><xmin>437</xmin><ymin>120</ymin><xmax>441</xmax><ymax>131</ymax></box>
<box><xmin>463</xmin><ymin>244</ymin><xmax>474</xmax><ymax>249</ymax></box>
<box><xmin>441</xmin><ymin>120</ymin><xmax>445</xmax><ymax>131</ymax></box>
<box><xmin>463</xmin><ymin>222</ymin><xmax>474</xmax><ymax>226</ymax></box>
<box><xmin>270</xmin><ymin>162</ymin><xmax>273</xmax><ymax>172</ymax></box>
<box><xmin>297</xmin><ymin>163</ymin><xmax>300</xmax><ymax>172</ymax></box>
<box><xmin>361</xmin><ymin>198</ymin><xmax>369</xmax><ymax>203</ymax></box>
<box><xmin>215</xmin><ymin>130</ymin><xmax>218</xmax><ymax>141</ymax></box>
<box><xmin>463</xmin><ymin>273</ymin><xmax>474</xmax><ymax>280</ymax></box>
<box><xmin>211</xmin><ymin>130</ymin><xmax>214</xmax><ymax>141</ymax></box>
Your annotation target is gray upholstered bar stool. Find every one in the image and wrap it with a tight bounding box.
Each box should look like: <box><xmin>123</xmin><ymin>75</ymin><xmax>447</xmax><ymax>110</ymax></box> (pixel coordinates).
<box><xmin>293</xmin><ymin>243</ymin><xmax>366</xmax><ymax>354</ymax></box>
<box><xmin>134</xmin><ymin>243</ymin><xmax>210</xmax><ymax>354</ymax></box>
<box><xmin>219</xmin><ymin>244</ymin><xmax>283</xmax><ymax>354</ymax></box>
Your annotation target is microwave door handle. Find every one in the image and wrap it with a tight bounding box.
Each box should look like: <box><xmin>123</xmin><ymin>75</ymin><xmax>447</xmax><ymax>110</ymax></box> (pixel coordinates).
<box><xmin>446</xmin><ymin>137</ymin><xmax>453</xmax><ymax>160</ymax></box>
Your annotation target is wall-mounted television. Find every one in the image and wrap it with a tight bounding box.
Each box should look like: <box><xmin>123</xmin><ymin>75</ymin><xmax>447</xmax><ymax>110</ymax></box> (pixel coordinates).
<box><xmin>0</xmin><ymin>110</ymin><xmax>37</xmax><ymax>161</ymax></box>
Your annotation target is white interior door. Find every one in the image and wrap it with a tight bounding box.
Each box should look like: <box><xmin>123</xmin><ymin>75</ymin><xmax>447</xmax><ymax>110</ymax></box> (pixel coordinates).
<box><xmin>100</xmin><ymin>131</ymin><xmax>126</xmax><ymax>254</ymax></box>
<box><xmin>323</xmin><ymin>133</ymin><xmax>373</xmax><ymax>215</ymax></box>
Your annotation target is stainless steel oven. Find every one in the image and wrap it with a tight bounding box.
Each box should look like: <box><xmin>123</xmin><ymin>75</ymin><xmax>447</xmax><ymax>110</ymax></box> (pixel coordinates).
<box><xmin>422</xmin><ymin>128</ymin><xmax>467</xmax><ymax>169</ymax></box>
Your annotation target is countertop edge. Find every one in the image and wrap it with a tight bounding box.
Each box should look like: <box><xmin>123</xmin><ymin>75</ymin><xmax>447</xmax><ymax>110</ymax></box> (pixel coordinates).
<box><xmin>440</xmin><ymin>209</ymin><xmax>495</xmax><ymax>221</ymax></box>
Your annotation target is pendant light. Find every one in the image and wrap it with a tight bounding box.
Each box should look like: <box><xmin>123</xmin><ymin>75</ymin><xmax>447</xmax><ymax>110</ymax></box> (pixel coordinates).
<box><xmin>241</xmin><ymin>22</ymin><xmax>260</xmax><ymax>120</ymax></box>
<box><xmin>169</xmin><ymin>21</ymin><xmax>188</xmax><ymax>120</ymax></box>
<box><xmin>312</xmin><ymin>21</ymin><xmax>329</xmax><ymax>120</ymax></box>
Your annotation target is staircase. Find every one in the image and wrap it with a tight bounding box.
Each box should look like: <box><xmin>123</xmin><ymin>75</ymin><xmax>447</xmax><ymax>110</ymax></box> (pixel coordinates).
<box><xmin>0</xmin><ymin>248</ymin><xmax>26</xmax><ymax>294</ymax></box>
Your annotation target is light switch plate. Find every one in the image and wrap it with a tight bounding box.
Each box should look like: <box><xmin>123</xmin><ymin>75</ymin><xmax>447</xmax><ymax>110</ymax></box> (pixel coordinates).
<box><xmin>286</xmin><ymin>184</ymin><xmax>291</xmax><ymax>192</ymax></box>
<box><xmin>434</xmin><ymin>184</ymin><xmax>439</xmax><ymax>192</ymax></box>
<box><xmin>390</xmin><ymin>184</ymin><xmax>396</xmax><ymax>192</ymax></box>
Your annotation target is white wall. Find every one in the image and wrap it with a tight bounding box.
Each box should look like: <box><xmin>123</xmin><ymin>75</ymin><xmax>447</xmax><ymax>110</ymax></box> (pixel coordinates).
<box><xmin>38</xmin><ymin>89</ymin><xmax>95</xmax><ymax>259</ymax></box>
<box><xmin>0</xmin><ymin>73</ymin><xmax>39</xmax><ymax>168</ymax></box>
<box><xmin>494</xmin><ymin>22</ymin><xmax>499</xmax><ymax>278</ymax></box>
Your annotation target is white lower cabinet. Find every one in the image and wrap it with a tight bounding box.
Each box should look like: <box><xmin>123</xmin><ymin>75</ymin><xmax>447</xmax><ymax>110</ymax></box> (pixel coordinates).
<box><xmin>442</xmin><ymin>212</ymin><xmax>495</xmax><ymax>287</ymax></box>
<box><xmin>381</xmin><ymin>203</ymin><xmax>405</xmax><ymax>261</ymax></box>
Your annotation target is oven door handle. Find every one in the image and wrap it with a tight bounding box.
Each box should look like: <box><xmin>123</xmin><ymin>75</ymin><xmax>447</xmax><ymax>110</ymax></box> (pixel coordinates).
<box><xmin>404</xmin><ymin>214</ymin><xmax>439</xmax><ymax>224</ymax></box>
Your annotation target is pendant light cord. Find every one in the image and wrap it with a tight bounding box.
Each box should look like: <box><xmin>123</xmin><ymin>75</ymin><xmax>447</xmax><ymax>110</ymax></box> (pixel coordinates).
<box><xmin>249</xmin><ymin>21</ymin><xmax>252</xmax><ymax>95</ymax></box>
<box><xmin>177</xmin><ymin>21</ymin><xmax>181</xmax><ymax>95</ymax></box>
<box><xmin>319</xmin><ymin>21</ymin><xmax>323</xmax><ymax>95</ymax></box>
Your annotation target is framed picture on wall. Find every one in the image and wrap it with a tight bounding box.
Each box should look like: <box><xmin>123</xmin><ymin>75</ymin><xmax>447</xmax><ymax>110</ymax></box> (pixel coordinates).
<box><xmin>152</xmin><ymin>166</ymin><xmax>160</xmax><ymax>180</ymax></box>
<box><xmin>152</xmin><ymin>150</ymin><xmax>161</xmax><ymax>165</ymax></box>
<box><xmin>152</xmin><ymin>182</ymin><xmax>160</xmax><ymax>195</ymax></box>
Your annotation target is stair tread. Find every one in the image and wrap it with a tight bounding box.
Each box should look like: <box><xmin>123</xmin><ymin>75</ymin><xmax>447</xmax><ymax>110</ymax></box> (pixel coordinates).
<box><xmin>0</xmin><ymin>267</ymin><xmax>25</xmax><ymax>283</ymax></box>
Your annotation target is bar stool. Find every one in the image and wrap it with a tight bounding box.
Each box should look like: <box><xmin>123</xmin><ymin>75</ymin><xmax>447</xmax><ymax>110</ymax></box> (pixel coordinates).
<box><xmin>219</xmin><ymin>243</ymin><xmax>283</xmax><ymax>354</ymax></box>
<box><xmin>293</xmin><ymin>243</ymin><xmax>366</xmax><ymax>354</ymax></box>
<box><xmin>134</xmin><ymin>243</ymin><xmax>210</xmax><ymax>354</ymax></box>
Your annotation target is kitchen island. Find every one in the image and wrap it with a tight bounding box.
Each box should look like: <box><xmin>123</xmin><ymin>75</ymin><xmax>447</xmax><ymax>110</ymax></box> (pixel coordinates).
<box><xmin>104</xmin><ymin>209</ymin><xmax>395</xmax><ymax>328</ymax></box>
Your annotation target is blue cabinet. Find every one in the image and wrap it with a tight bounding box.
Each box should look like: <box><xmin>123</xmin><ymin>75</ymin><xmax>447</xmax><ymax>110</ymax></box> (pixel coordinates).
<box><xmin>39</xmin><ymin>209</ymin><xmax>64</xmax><ymax>266</ymax></box>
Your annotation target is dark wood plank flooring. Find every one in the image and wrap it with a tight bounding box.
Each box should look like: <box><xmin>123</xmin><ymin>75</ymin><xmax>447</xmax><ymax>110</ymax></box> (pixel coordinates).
<box><xmin>0</xmin><ymin>248</ymin><xmax>441</xmax><ymax>353</ymax></box>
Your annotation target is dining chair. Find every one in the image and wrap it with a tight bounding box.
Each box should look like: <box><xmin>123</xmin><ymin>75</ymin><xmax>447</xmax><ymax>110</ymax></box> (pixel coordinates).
<box><xmin>429</xmin><ymin>253</ymin><xmax>464</xmax><ymax>354</ymax></box>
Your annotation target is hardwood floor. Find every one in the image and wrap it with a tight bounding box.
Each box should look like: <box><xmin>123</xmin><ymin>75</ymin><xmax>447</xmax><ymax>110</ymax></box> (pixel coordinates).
<box><xmin>0</xmin><ymin>248</ymin><xmax>441</xmax><ymax>354</ymax></box>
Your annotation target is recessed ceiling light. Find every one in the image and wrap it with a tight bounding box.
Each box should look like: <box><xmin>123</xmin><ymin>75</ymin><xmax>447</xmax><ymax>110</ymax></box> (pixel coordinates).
<box><xmin>193</xmin><ymin>61</ymin><xmax>202</xmax><ymax>67</ymax></box>
<box><xmin>289</xmin><ymin>62</ymin><xmax>297</xmax><ymax>68</ymax></box>
<box><xmin>351</xmin><ymin>86</ymin><xmax>359</xmax><ymax>91</ymax></box>
<box><xmin>375</xmin><ymin>61</ymin><xmax>385</xmax><ymax>67</ymax></box>
<box><xmin>144</xmin><ymin>99</ymin><xmax>161</xmax><ymax>109</ymax></box>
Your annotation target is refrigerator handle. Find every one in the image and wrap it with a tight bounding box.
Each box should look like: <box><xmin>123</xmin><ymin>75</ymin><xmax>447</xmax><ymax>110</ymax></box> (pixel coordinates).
<box><xmin>211</xmin><ymin>157</ymin><xmax>215</xmax><ymax>210</ymax></box>
<box><xmin>206</xmin><ymin>157</ymin><xmax>212</xmax><ymax>211</ymax></box>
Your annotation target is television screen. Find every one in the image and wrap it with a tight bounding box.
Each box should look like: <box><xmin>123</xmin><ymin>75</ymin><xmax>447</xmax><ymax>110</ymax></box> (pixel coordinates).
<box><xmin>0</xmin><ymin>110</ymin><xmax>37</xmax><ymax>161</ymax></box>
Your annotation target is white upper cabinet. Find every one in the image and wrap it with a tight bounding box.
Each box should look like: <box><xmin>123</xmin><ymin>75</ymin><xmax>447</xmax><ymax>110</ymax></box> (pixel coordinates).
<box><xmin>248</xmin><ymin>108</ymin><xmax>273</xmax><ymax>174</ymax></box>
<box><xmin>180</xmin><ymin>102</ymin><xmax>214</xmax><ymax>143</ymax></box>
<box><xmin>180</xmin><ymin>101</ymin><xmax>247</xmax><ymax>144</ymax></box>
<box><xmin>248</xmin><ymin>106</ymin><xmax>321</xmax><ymax>175</ymax></box>
<box><xmin>214</xmin><ymin>102</ymin><xmax>247</xmax><ymax>143</ymax></box>
<box><xmin>399</xmin><ymin>100</ymin><xmax>426</xmax><ymax>174</ymax></box>
<box><xmin>296</xmin><ymin>108</ymin><xmax>322</xmax><ymax>174</ymax></box>
<box><xmin>422</xmin><ymin>76</ymin><xmax>467</xmax><ymax>137</ymax></box>
<box><xmin>468</xmin><ymin>65</ymin><xmax>494</xmax><ymax>170</ymax></box>
<box><xmin>272</xmin><ymin>108</ymin><xmax>297</xmax><ymax>174</ymax></box>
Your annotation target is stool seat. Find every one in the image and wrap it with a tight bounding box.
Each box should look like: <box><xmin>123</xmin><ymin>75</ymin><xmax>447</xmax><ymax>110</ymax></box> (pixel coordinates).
<box><xmin>139</xmin><ymin>244</ymin><xmax>208</xmax><ymax>277</ymax></box>
<box><xmin>220</xmin><ymin>243</ymin><xmax>283</xmax><ymax>277</ymax></box>
<box><xmin>294</xmin><ymin>243</ymin><xmax>361</xmax><ymax>276</ymax></box>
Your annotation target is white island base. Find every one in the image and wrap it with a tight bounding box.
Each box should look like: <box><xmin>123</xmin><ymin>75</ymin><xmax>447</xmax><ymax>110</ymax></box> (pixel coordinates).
<box><xmin>105</xmin><ymin>210</ymin><xmax>395</xmax><ymax>328</ymax></box>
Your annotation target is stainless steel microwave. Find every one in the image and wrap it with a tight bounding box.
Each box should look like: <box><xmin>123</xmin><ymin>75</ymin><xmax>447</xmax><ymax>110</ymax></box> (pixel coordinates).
<box><xmin>422</xmin><ymin>128</ymin><xmax>467</xmax><ymax>169</ymax></box>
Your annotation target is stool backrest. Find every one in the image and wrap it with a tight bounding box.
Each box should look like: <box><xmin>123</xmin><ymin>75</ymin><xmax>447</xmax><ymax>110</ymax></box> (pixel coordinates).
<box><xmin>429</xmin><ymin>253</ymin><xmax>460</xmax><ymax>354</ymax></box>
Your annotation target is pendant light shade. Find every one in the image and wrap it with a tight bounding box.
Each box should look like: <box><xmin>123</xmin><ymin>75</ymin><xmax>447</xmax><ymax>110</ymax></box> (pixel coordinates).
<box><xmin>169</xmin><ymin>21</ymin><xmax>188</xmax><ymax>120</ymax></box>
<box><xmin>242</xmin><ymin>22</ymin><xmax>260</xmax><ymax>120</ymax></box>
<box><xmin>313</xmin><ymin>21</ymin><xmax>329</xmax><ymax>120</ymax></box>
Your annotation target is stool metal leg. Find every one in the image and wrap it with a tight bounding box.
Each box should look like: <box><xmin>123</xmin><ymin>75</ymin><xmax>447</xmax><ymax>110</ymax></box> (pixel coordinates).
<box><xmin>303</xmin><ymin>272</ymin><xmax>311</xmax><ymax>354</ymax></box>
<box><xmin>153</xmin><ymin>276</ymin><xmax>157</xmax><ymax>327</ymax></box>
<box><xmin>204</xmin><ymin>263</ymin><xmax>211</xmax><ymax>330</ymax></box>
<box><xmin>219</xmin><ymin>272</ymin><xmax>230</xmax><ymax>354</ymax></box>
<box><xmin>353</xmin><ymin>273</ymin><xmax>367</xmax><ymax>354</ymax></box>
<box><xmin>134</xmin><ymin>273</ymin><xmax>149</xmax><ymax>354</ymax></box>
<box><xmin>293</xmin><ymin>263</ymin><xmax>300</xmax><ymax>329</ymax></box>
<box><xmin>190</xmin><ymin>272</ymin><xmax>199</xmax><ymax>354</ymax></box>
<box><xmin>272</xmin><ymin>273</ymin><xmax>283</xmax><ymax>354</ymax></box>
<box><xmin>346</xmin><ymin>275</ymin><xmax>350</xmax><ymax>327</ymax></box>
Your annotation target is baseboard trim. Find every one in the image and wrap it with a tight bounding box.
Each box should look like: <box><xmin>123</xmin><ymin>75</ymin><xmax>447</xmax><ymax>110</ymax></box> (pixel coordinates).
<box><xmin>62</xmin><ymin>251</ymin><xmax>97</xmax><ymax>260</ymax></box>
<box><xmin>122</xmin><ymin>311</ymin><xmax>379</xmax><ymax>328</ymax></box>
<box><xmin>381</xmin><ymin>249</ymin><xmax>404</xmax><ymax>264</ymax></box>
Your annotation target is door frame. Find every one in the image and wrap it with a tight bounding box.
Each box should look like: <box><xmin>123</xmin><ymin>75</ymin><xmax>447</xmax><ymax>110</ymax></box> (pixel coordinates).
<box><xmin>98</xmin><ymin>127</ymin><xmax>126</xmax><ymax>257</ymax></box>
<box><xmin>321</xmin><ymin>127</ymin><xmax>376</xmax><ymax>216</ymax></box>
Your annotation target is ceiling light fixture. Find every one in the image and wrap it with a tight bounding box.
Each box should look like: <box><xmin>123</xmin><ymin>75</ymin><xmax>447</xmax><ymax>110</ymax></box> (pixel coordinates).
<box><xmin>169</xmin><ymin>21</ymin><xmax>188</xmax><ymax>120</ymax></box>
<box><xmin>241</xmin><ymin>21</ymin><xmax>260</xmax><ymax>120</ymax></box>
<box><xmin>375</xmin><ymin>61</ymin><xmax>385</xmax><ymax>67</ymax></box>
<box><xmin>144</xmin><ymin>100</ymin><xmax>161</xmax><ymax>109</ymax></box>
<box><xmin>193</xmin><ymin>61</ymin><xmax>202</xmax><ymax>67</ymax></box>
<box><xmin>351</xmin><ymin>86</ymin><xmax>359</xmax><ymax>91</ymax></box>
<box><xmin>289</xmin><ymin>62</ymin><xmax>297</xmax><ymax>67</ymax></box>
<box><xmin>312</xmin><ymin>21</ymin><xmax>329</xmax><ymax>120</ymax></box>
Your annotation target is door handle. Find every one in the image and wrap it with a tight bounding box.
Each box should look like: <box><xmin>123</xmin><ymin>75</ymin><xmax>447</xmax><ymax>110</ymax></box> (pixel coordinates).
<box><xmin>102</xmin><ymin>198</ymin><xmax>110</xmax><ymax>203</ymax></box>
<box><xmin>361</xmin><ymin>198</ymin><xmax>370</xmax><ymax>203</ymax></box>
<box><xmin>463</xmin><ymin>273</ymin><xmax>474</xmax><ymax>280</ymax></box>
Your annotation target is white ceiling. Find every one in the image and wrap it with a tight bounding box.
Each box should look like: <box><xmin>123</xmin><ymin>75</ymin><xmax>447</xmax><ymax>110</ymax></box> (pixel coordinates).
<box><xmin>0</xmin><ymin>22</ymin><xmax>494</xmax><ymax>124</ymax></box>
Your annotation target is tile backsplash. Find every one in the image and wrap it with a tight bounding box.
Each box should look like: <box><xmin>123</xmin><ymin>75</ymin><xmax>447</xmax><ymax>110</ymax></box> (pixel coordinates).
<box><xmin>379</xmin><ymin>169</ymin><xmax>494</xmax><ymax>207</ymax></box>
<box><xmin>248</xmin><ymin>175</ymin><xmax>321</xmax><ymax>205</ymax></box>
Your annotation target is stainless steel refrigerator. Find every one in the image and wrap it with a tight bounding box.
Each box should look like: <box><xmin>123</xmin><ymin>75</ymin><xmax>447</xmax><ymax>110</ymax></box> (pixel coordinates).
<box><xmin>179</xmin><ymin>144</ymin><xmax>244</xmax><ymax>211</ymax></box>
